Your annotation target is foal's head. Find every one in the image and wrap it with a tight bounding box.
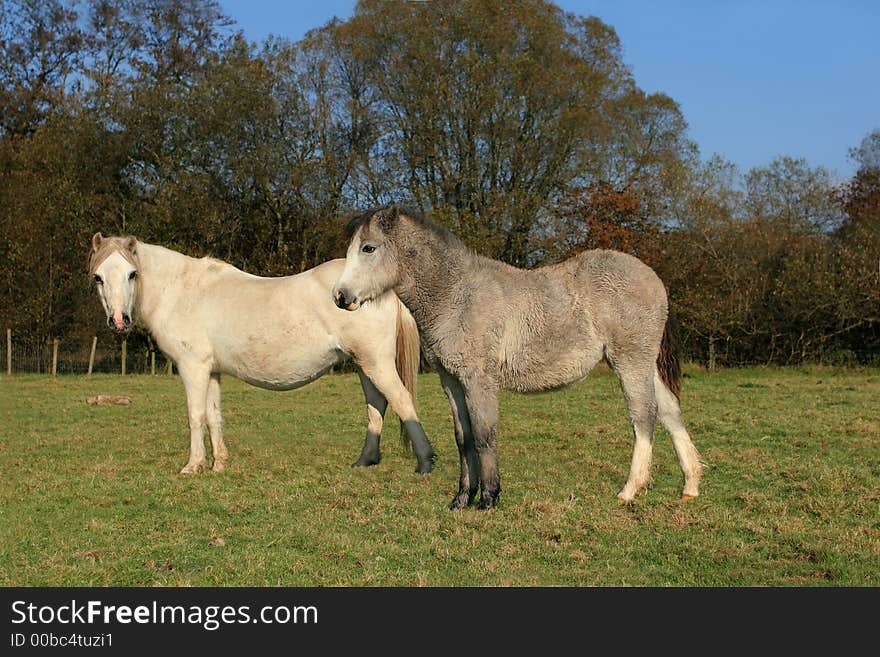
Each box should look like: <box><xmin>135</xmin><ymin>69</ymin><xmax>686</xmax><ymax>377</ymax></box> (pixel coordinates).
<box><xmin>333</xmin><ymin>205</ymin><xmax>409</xmax><ymax>311</ymax></box>
<box><xmin>89</xmin><ymin>233</ymin><xmax>139</xmax><ymax>333</ymax></box>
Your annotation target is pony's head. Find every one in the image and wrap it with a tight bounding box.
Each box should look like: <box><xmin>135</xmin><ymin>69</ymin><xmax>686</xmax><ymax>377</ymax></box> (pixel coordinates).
<box><xmin>333</xmin><ymin>205</ymin><xmax>406</xmax><ymax>311</ymax></box>
<box><xmin>89</xmin><ymin>233</ymin><xmax>139</xmax><ymax>333</ymax></box>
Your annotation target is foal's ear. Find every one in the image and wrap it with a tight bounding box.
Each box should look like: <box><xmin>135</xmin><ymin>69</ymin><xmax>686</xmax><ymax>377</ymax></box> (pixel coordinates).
<box><xmin>91</xmin><ymin>232</ymin><xmax>103</xmax><ymax>253</ymax></box>
<box><xmin>123</xmin><ymin>236</ymin><xmax>137</xmax><ymax>254</ymax></box>
<box><xmin>377</xmin><ymin>205</ymin><xmax>400</xmax><ymax>232</ymax></box>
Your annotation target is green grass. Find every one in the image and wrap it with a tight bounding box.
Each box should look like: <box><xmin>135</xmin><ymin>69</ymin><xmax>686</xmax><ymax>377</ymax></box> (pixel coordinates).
<box><xmin>1</xmin><ymin>366</ymin><xmax>878</xmax><ymax>586</ymax></box>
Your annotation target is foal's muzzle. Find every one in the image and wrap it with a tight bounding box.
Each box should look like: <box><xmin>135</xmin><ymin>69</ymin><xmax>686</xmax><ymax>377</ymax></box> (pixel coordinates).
<box><xmin>333</xmin><ymin>288</ymin><xmax>359</xmax><ymax>311</ymax></box>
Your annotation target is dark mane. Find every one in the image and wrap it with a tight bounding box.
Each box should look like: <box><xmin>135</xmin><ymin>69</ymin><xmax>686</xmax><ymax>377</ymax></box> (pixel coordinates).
<box><xmin>344</xmin><ymin>203</ymin><xmax>463</xmax><ymax>248</ymax></box>
<box><xmin>344</xmin><ymin>206</ymin><xmax>384</xmax><ymax>238</ymax></box>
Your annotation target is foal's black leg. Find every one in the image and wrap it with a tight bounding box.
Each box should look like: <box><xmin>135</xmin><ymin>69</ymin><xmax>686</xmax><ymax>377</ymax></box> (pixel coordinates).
<box><xmin>403</xmin><ymin>420</ymin><xmax>435</xmax><ymax>474</ymax></box>
<box><xmin>438</xmin><ymin>367</ymin><xmax>479</xmax><ymax>509</ymax></box>
<box><xmin>352</xmin><ymin>371</ymin><xmax>387</xmax><ymax>468</ymax></box>
<box><xmin>463</xmin><ymin>382</ymin><xmax>501</xmax><ymax>510</ymax></box>
<box><xmin>353</xmin><ymin>430</ymin><xmax>382</xmax><ymax>467</ymax></box>
<box><xmin>357</xmin><ymin>361</ymin><xmax>434</xmax><ymax>474</ymax></box>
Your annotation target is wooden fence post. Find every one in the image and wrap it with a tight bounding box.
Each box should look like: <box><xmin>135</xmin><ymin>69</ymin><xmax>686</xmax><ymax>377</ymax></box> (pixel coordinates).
<box><xmin>87</xmin><ymin>336</ymin><xmax>97</xmax><ymax>375</ymax></box>
<box><xmin>51</xmin><ymin>338</ymin><xmax>59</xmax><ymax>376</ymax></box>
<box><xmin>121</xmin><ymin>339</ymin><xmax>127</xmax><ymax>376</ymax></box>
<box><xmin>151</xmin><ymin>350</ymin><xmax>156</xmax><ymax>375</ymax></box>
<box><xmin>5</xmin><ymin>328</ymin><xmax>10</xmax><ymax>376</ymax></box>
<box><xmin>166</xmin><ymin>359</ymin><xmax>173</xmax><ymax>376</ymax></box>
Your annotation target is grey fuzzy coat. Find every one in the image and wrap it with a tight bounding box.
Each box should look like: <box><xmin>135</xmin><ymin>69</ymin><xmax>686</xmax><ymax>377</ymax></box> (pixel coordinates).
<box><xmin>334</xmin><ymin>206</ymin><xmax>702</xmax><ymax>509</ymax></box>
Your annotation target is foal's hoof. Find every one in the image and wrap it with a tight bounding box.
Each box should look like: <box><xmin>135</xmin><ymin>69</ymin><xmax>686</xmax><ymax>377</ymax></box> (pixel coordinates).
<box><xmin>352</xmin><ymin>455</ymin><xmax>380</xmax><ymax>468</ymax></box>
<box><xmin>680</xmin><ymin>494</ymin><xmax>697</xmax><ymax>501</ymax></box>
<box><xmin>448</xmin><ymin>492</ymin><xmax>474</xmax><ymax>510</ymax></box>
<box><xmin>211</xmin><ymin>460</ymin><xmax>228</xmax><ymax>473</ymax></box>
<box><xmin>476</xmin><ymin>491</ymin><xmax>500</xmax><ymax>510</ymax></box>
<box><xmin>414</xmin><ymin>450</ymin><xmax>435</xmax><ymax>475</ymax></box>
<box><xmin>180</xmin><ymin>462</ymin><xmax>206</xmax><ymax>475</ymax></box>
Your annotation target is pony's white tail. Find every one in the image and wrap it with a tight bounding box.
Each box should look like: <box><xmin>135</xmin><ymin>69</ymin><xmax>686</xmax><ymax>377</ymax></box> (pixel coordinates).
<box><xmin>395</xmin><ymin>298</ymin><xmax>420</xmax><ymax>450</ymax></box>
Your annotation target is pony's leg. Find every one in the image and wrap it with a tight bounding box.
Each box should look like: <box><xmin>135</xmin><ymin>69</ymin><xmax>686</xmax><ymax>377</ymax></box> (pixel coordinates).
<box><xmin>206</xmin><ymin>373</ymin><xmax>229</xmax><ymax>472</ymax></box>
<box><xmin>654</xmin><ymin>369</ymin><xmax>702</xmax><ymax>499</ymax></box>
<box><xmin>437</xmin><ymin>367</ymin><xmax>479</xmax><ymax>509</ymax></box>
<box><xmin>612</xmin><ymin>358</ymin><xmax>657</xmax><ymax>502</ymax></box>
<box><xmin>352</xmin><ymin>370</ymin><xmax>387</xmax><ymax>467</ymax></box>
<box><xmin>358</xmin><ymin>360</ymin><xmax>435</xmax><ymax>474</ymax></box>
<box><xmin>177</xmin><ymin>361</ymin><xmax>211</xmax><ymax>475</ymax></box>
<box><xmin>462</xmin><ymin>381</ymin><xmax>501</xmax><ymax>510</ymax></box>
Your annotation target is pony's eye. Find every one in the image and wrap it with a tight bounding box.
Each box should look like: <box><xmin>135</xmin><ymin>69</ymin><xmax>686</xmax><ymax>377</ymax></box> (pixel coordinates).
<box><xmin>361</xmin><ymin>244</ymin><xmax>376</xmax><ymax>254</ymax></box>
<box><xmin>94</xmin><ymin>275</ymin><xmax>103</xmax><ymax>285</ymax></box>
<box><xmin>128</xmin><ymin>271</ymin><xmax>138</xmax><ymax>280</ymax></box>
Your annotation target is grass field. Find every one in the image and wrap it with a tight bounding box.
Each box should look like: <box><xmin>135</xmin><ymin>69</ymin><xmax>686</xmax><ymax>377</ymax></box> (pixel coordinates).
<box><xmin>1</xmin><ymin>366</ymin><xmax>877</xmax><ymax>586</ymax></box>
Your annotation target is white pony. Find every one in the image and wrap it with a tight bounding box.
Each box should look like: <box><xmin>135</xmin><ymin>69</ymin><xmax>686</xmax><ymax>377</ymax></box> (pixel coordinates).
<box><xmin>89</xmin><ymin>233</ymin><xmax>436</xmax><ymax>474</ymax></box>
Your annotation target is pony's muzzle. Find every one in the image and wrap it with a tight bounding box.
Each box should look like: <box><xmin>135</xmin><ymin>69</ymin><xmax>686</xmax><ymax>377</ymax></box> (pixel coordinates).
<box><xmin>108</xmin><ymin>312</ymin><xmax>132</xmax><ymax>333</ymax></box>
<box><xmin>333</xmin><ymin>288</ymin><xmax>359</xmax><ymax>311</ymax></box>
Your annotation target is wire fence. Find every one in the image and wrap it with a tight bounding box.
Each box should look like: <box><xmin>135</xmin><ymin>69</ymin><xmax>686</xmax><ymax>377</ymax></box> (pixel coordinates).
<box><xmin>0</xmin><ymin>330</ymin><xmax>370</xmax><ymax>376</ymax></box>
<box><xmin>2</xmin><ymin>330</ymin><xmax>175</xmax><ymax>376</ymax></box>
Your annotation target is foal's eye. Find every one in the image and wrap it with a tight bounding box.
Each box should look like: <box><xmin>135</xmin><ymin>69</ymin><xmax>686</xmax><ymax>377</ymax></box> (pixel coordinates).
<box><xmin>128</xmin><ymin>271</ymin><xmax>138</xmax><ymax>281</ymax></box>
<box><xmin>94</xmin><ymin>275</ymin><xmax>103</xmax><ymax>285</ymax></box>
<box><xmin>361</xmin><ymin>244</ymin><xmax>376</xmax><ymax>254</ymax></box>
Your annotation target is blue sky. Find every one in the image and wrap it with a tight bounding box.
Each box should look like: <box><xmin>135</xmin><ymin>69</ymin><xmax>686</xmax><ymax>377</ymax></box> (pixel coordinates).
<box><xmin>219</xmin><ymin>1</ymin><xmax>880</xmax><ymax>178</ymax></box>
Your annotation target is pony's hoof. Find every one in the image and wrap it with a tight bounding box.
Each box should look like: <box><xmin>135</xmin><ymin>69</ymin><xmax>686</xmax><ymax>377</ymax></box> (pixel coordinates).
<box><xmin>180</xmin><ymin>462</ymin><xmax>206</xmax><ymax>475</ymax></box>
<box><xmin>680</xmin><ymin>494</ymin><xmax>697</xmax><ymax>501</ymax></box>
<box><xmin>352</xmin><ymin>456</ymin><xmax>380</xmax><ymax>468</ymax></box>
<box><xmin>616</xmin><ymin>491</ymin><xmax>635</xmax><ymax>503</ymax></box>
<box><xmin>212</xmin><ymin>460</ymin><xmax>227</xmax><ymax>473</ymax></box>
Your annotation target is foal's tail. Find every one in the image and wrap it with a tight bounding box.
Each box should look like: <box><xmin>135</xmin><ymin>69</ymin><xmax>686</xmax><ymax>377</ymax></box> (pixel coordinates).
<box><xmin>395</xmin><ymin>298</ymin><xmax>420</xmax><ymax>450</ymax></box>
<box><xmin>657</xmin><ymin>304</ymin><xmax>682</xmax><ymax>402</ymax></box>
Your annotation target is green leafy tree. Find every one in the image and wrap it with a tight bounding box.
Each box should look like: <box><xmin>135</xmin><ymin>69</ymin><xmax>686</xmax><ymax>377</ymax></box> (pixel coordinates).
<box><xmin>318</xmin><ymin>0</ymin><xmax>694</xmax><ymax>265</ymax></box>
<box><xmin>0</xmin><ymin>0</ymin><xmax>83</xmax><ymax>137</ymax></box>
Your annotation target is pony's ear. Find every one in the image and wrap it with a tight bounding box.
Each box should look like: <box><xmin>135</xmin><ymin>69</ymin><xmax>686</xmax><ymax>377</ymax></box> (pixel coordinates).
<box><xmin>123</xmin><ymin>236</ymin><xmax>137</xmax><ymax>254</ymax></box>
<box><xmin>91</xmin><ymin>232</ymin><xmax>103</xmax><ymax>253</ymax></box>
